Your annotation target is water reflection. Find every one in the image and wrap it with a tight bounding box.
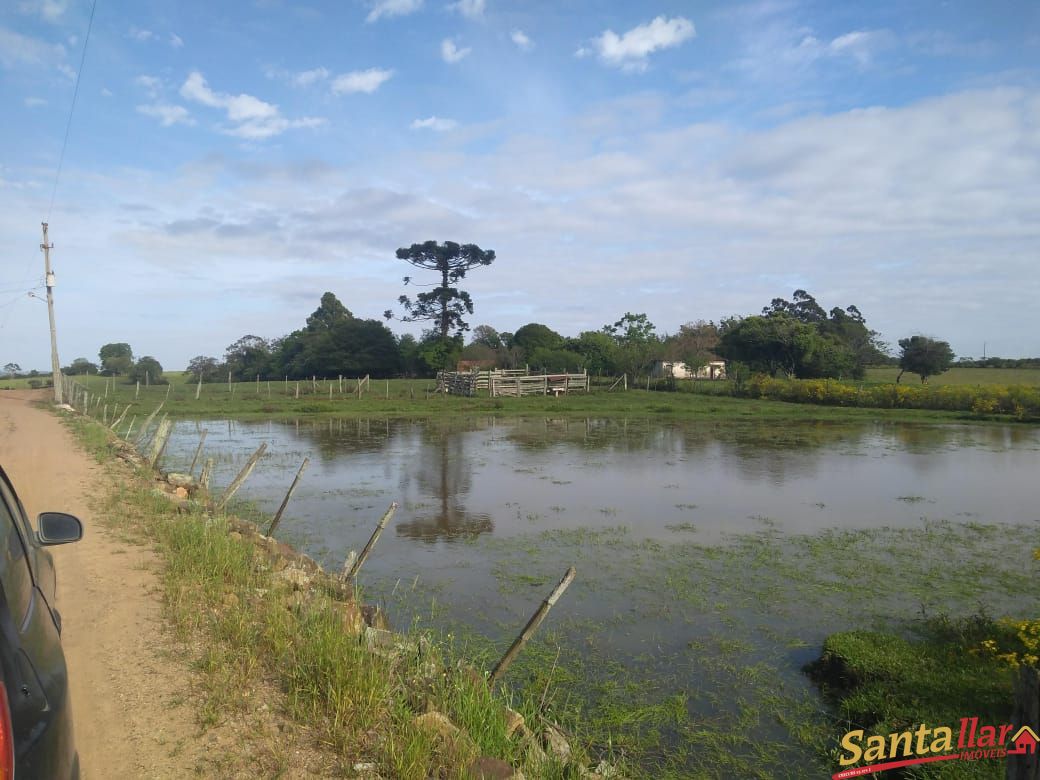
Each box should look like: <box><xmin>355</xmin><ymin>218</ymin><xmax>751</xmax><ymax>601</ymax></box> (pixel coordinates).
<box><xmin>395</xmin><ymin>433</ymin><xmax>494</xmax><ymax>541</ymax></box>
<box><xmin>162</xmin><ymin>416</ymin><xmax>1040</xmax><ymax>546</ymax></box>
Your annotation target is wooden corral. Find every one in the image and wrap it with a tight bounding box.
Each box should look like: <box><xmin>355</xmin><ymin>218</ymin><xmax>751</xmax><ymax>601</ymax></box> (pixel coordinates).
<box><xmin>436</xmin><ymin>368</ymin><xmax>590</xmax><ymax>397</ymax></box>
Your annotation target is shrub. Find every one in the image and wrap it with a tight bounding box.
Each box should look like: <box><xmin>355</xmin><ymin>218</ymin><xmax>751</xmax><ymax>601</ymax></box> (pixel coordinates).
<box><xmin>733</xmin><ymin>376</ymin><xmax>1040</xmax><ymax>419</ymax></box>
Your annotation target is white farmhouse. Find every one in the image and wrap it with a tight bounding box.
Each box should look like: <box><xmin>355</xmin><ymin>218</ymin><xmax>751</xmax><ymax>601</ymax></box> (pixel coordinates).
<box><xmin>651</xmin><ymin>360</ymin><xmax>726</xmax><ymax>380</ymax></box>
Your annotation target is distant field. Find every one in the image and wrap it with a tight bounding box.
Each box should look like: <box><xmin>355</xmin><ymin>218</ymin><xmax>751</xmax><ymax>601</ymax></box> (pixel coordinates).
<box><xmin>0</xmin><ymin>376</ymin><xmax>53</xmax><ymax>390</ymax></box>
<box><xmin>866</xmin><ymin>367</ymin><xmax>1040</xmax><ymax>386</ymax></box>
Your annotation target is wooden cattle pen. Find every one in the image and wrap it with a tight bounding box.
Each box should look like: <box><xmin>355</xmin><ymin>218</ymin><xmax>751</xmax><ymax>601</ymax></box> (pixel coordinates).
<box><xmin>436</xmin><ymin>368</ymin><xmax>591</xmax><ymax>398</ymax></box>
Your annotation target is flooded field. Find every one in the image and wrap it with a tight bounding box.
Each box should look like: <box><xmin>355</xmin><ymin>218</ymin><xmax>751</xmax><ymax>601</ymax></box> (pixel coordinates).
<box><xmin>163</xmin><ymin>417</ymin><xmax>1040</xmax><ymax>777</ymax></box>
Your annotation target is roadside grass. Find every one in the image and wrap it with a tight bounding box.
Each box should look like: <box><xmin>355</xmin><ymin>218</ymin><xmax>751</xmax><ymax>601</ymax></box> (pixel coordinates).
<box><xmin>64</xmin><ymin>413</ymin><xmax>607</xmax><ymax>779</ymax></box>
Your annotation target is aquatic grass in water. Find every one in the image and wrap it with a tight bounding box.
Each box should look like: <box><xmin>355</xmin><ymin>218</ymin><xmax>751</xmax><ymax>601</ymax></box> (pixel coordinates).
<box><xmin>151</xmin><ymin>415</ymin><xmax>1040</xmax><ymax>777</ymax></box>
<box><xmin>379</xmin><ymin>516</ymin><xmax>1040</xmax><ymax>777</ymax></box>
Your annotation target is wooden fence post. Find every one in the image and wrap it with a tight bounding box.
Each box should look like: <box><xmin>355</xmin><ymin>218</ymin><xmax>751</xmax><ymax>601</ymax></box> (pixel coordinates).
<box><xmin>188</xmin><ymin>430</ymin><xmax>208</xmax><ymax>476</ymax></box>
<box><xmin>133</xmin><ymin>403</ymin><xmax>165</xmax><ymax>447</ymax></box>
<box><xmin>215</xmin><ymin>443</ymin><xmax>267</xmax><ymax>512</ymax></box>
<box><xmin>266</xmin><ymin>457</ymin><xmax>309</xmax><ymax>537</ymax></box>
<box><xmin>148</xmin><ymin>418</ymin><xmax>174</xmax><ymax>469</ymax></box>
<box><xmin>344</xmin><ymin>502</ymin><xmax>397</xmax><ymax>581</ymax></box>
<box><xmin>199</xmin><ymin>458</ymin><xmax>214</xmax><ymax>491</ymax></box>
<box><xmin>489</xmin><ymin>567</ymin><xmax>576</xmax><ymax>687</ymax></box>
<box><xmin>110</xmin><ymin>404</ymin><xmax>129</xmax><ymax>431</ymax></box>
<box><xmin>196</xmin><ymin>376</ymin><xmax>202</xmax><ymax>400</ymax></box>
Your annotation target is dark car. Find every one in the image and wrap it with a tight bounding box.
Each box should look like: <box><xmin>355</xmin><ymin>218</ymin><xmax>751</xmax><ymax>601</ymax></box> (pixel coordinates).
<box><xmin>0</xmin><ymin>465</ymin><xmax>82</xmax><ymax>778</ymax></box>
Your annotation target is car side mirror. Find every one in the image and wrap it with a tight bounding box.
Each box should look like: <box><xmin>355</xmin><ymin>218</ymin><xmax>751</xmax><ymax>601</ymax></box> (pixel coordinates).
<box><xmin>36</xmin><ymin>513</ymin><xmax>83</xmax><ymax>546</ymax></box>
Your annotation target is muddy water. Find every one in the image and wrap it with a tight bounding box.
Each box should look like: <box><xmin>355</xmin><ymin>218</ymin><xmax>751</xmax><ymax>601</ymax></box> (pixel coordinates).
<box><xmin>162</xmin><ymin>417</ymin><xmax>1040</xmax><ymax>776</ymax></box>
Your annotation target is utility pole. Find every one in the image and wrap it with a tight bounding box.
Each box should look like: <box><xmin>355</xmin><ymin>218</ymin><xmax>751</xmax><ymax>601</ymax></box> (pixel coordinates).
<box><xmin>41</xmin><ymin>223</ymin><xmax>63</xmax><ymax>404</ymax></box>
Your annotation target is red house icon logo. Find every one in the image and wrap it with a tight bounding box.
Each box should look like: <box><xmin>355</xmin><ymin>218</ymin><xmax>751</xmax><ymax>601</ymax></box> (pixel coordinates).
<box><xmin>1008</xmin><ymin>726</ymin><xmax>1039</xmax><ymax>756</ymax></box>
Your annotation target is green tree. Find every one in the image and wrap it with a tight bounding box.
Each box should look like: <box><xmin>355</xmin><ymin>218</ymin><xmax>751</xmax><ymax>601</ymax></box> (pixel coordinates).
<box><xmin>306</xmin><ymin>292</ymin><xmax>353</xmax><ymax>331</ymax></box>
<box><xmin>186</xmin><ymin>355</ymin><xmax>222</xmax><ymax>383</ymax></box>
<box><xmin>98</xmin><ymin>343</ymin><xmax>133</xmax><ymax>376</ymax></box>
<box><xmin>295</xmin><ymin>318</ymin><xmax>401</xmax><ymax>378</ymax></box>
<box><xmin>716</xmin><ymin>314</ymin><xmax>820</xmax><ymax>377</ymax></box>
<box><xmin>385</xmin><ymin>241</ymin><xmax>496</xmax><ymax>338</ymax></box>
<box><xmin>604</xmin><ymin>313</ymin><xmax>662</xmax><ymax>379</ymax></box>
<box><xmin>567</xmin><ymin>331</ymin><xmax>618</xmax><ymax>375</ymax></box>
<box><xmin>761</xmin><ymin>291</ymin><xmax>886</xmax><ymax>378</ymax></box>
<box><xmin>470</xmin><ymin>325</ymin><xmax>502</xmax><ymax>350</ymax></box>
<box><xmin>63</xmin><ymin>358</ymin><xmax>98</xmax><ymax>376</ymax></box>
<box><xmin>512</xmin><ymin>323</ymin><xmax>563</xmax><ymax>356</ymax></box>
<box><xmin>763</xmin><ymin>289</ymin><xmax>827</xmax><ymax>323</ymax></box>
<box><xmin>397</xmin><ymin>334</ymin><xmax>421</xmax><ymax>377</ymax></box>
<box><xmin>224</xmin><ymin>336</ymin><xmax>272</xmax><ymax>380</ymax></box>
<box><xmin>897</xmin><ymin>336</ymin><xmax>954</xmax><ymax>384</ymax></box>
<box><xmin>417</xmin><ymin>332</ymin><xmax>463</xmax><ymax>374</ymax></box>
<box><xmin>3</xmin><ymin>362</ymin><xmax>21</xmax><ymax>377</ymax></box>
<box><xmin>528</xmin><ymin>347</ymin><xmax>585</xmax><ymax>373</ymax></box>
<box><xmin>128</xmin><ymin>356</ymin><xmax>166</xmax><ymax>384</ymax></box>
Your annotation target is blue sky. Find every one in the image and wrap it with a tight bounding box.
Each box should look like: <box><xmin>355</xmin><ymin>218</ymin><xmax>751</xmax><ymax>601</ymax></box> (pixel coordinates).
<box><xmin>1</xmin><ymin>0</ymin><xmax>1038</xmax><ymax>369</ymax></box>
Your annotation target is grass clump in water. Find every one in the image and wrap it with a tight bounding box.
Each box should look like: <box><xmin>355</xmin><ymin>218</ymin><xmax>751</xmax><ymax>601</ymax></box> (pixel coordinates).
<box><xmin>807</xmin><ymin>616</ymin><xmax>1023</xmax><ymax>778</ymax></box>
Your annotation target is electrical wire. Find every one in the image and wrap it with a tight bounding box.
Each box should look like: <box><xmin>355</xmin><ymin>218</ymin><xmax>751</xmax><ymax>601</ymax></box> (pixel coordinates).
<box><xmin>2</xmin><ymin>2</ymin><xmax>99</xmax><ymax>335</ymax></box>
<box><xmin>46</xmin><ymin>0</ymin><xmax>99</xmax><ymax>222</ymax></box>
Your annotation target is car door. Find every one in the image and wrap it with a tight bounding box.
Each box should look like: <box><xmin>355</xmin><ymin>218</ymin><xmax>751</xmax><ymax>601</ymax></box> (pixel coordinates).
<box><xmin>0</xmin><ymin>472</ymin><xmax>77</xmax><ymax>778</ymax></box>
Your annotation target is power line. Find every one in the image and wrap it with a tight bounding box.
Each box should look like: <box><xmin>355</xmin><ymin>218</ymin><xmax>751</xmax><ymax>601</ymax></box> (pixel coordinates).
<box><xmin>46</xmin><ymin>0</ymin><xmax>99</xmax><ymax>222</ymax></box>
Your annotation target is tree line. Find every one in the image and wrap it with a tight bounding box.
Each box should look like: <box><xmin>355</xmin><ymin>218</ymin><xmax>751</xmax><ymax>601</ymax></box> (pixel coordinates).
<box><xmin>46</xmin><ymin>240</ymin><xmax>975</xmax><ymax>385</ymax></box>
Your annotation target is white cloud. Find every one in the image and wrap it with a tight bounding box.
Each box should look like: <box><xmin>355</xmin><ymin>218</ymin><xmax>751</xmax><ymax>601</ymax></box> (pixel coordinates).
<box><xmin>135</xmin><ymin>74</ymin><xmax>162</xmax><ymax>98</ymax></box>
<box><xmin>586</xmin><ymin>16</ymin><xmax>695</xmax><ymax>71</ymax></box>
<box><xmin>411</xmin><ymin>116</ymin><xmax>458</xmax><ymax>131</ymax></box>
<box><xmin>169</xmin><ymin>32</ymin><xmax>184</xmax><ymax>48</ymax></box>
<box><xmin>366</xmin><ymin>0</ymin><xmax>423</xmax><ymax>23</ymax></box>
<box><xmin>735</xmin><ymin>22</ymin><xmax>894</xmax><ymax>80</ymax></box>
<box><xmin>825</xmin><ymin>29</ymin><xmax>891</xmax><ymax>66</ymax></box>
<box><xmin>128</xmin><ymin>26</ymin><xmax>155</xmax><ymax>42</ymax></box>
<box><xmin>57</xmin><ymin>63</ymin><xmax>75</xmax><ymax>80</ymax></box>
<box><xmin>180</xmin><ymin>71</ymin><xmax>224</xmax><ymax>107</ymax></box>
<box><xmin>18</xmin><ymin>0</ymin><xmax>68</xmax><ymax>22</ymax></box>
<box><xmin>0</xmin><ymin>26</ymin><xmax>65</xmax><ymax>69</ymax></box>
<box><xmin>24</xmin><ymin>96</ymin><xmax>46</xmax><ymax>107</ymax></box>
<box><xmin>179</xmin><ymin>71</ymin><xmax>322</xmax><ymax>138</ymax></box>
<box><xmin>137</xmin><ymin>103</ymin><xmax>195</xmax><ymax>127</ymax></box>
<box><xmin>441</xmin><ymin>39</ymin><xmax>471</xmax><ymax>63</ymax></box>
<box><xmin>293</xmin><ymin>67</ymin><xmax>329</xmax><ymax>87</ymax></box>
<box><xmin>331</xmin><ymin>68</ymin><xmax>394</xmax><ymax>94</ymax></box>
<box><xmin>225</xmin><ymin>93</ymin><xmax>279</xmax><ymax>122</ymax></box>
<box><xmin>449</xmin><ymin>0</ymin><xmax>485</xmax><ymax>20</ymax></box>
<box><xmin>100</xmin><ymin>87</ymin><xmax>113</xmax><ymax>97</ymax></box>
<box><xmin>224</xmin><ymin>116</ymin><xmax>326</xmax><ymax>140</ymax></box>
<box><xmin>511</xmin><ymin>29</ymin><xmax>532</xmax><ymax>51</ymax></box>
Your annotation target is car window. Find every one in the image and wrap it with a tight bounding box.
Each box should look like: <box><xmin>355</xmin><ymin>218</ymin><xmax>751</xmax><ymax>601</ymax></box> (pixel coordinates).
<box><xmin>0</xmin><ymin>477</ymin><xmax>38</xmax><ymax>560</ymax></box>
<box><xmin>0</xmin><ymin>486</ymin><xmax>33</xmax><ymax>627</ymax></box>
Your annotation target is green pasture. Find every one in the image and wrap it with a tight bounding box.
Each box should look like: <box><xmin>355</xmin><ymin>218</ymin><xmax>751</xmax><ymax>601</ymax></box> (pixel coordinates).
<box><xmin>62</xmin><ymin>373</ymin><xmax>984</xmax><ymax>424</ymax></box>
<box><xmin>865</xmin><ymin>366</ymin><xmax>1040</xmax><ymax>386</ymax></box>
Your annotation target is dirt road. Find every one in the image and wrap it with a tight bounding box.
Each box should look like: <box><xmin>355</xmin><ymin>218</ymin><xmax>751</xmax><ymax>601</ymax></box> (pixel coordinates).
<box><xmin>0</xmin><ymin>390</ymin><xmax>203</xmax><ymax>778</ymax></box>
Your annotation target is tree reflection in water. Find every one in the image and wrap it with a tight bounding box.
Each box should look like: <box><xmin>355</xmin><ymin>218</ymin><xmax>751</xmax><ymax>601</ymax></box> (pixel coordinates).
<box><xmin>395</xmin><ymin>430</ymin><xmax>494</xmax><ymax>541</ymax></box>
